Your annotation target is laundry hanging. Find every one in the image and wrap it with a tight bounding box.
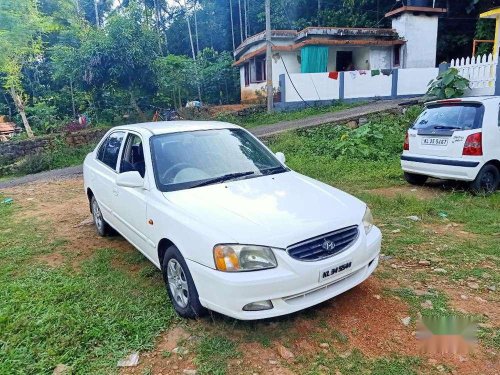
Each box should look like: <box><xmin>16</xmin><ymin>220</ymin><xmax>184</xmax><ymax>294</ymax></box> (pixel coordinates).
<box><xmin>381</xmin><ymin>69</ymin><xmax>393</xmax><ymax>76</ymax></box>
<box><xmin>301</xmin><ymin>46</ymin><xmax>329</xmax><ymax>73</ymax></box>
<box><xmin>358</xmin><ymin>70</ymin><xmax>367</xmax><ymax>75</ymax></box>
<box><xmin>328</xmin><ymin>71</ymin><xmax>339</xmax><ymax>80</ymax></box>
<box><xmin>371</xmin><ymin>69</ymin><xmax>381</xmax><ymax>77</ymax></box>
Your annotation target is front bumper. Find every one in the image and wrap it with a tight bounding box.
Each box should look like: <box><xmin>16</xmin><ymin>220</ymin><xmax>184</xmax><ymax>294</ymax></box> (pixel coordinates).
<box><xmin>401</xmin><ymin>155</ymin><xmax>482</xmax><ymax>181</ymax></box>
<box><xmin>187</xmin><ymin>226</ymin><xmax>382</xmax><ymax>320</ymax></box>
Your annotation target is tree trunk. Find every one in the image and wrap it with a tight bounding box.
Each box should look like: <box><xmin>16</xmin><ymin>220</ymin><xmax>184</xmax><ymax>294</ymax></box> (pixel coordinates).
<box><xmin>10</xmin><ymin>87</ymin><xmax>34</xmax><ymax>138</ymax></box>
<box><xmin>153</xmin><ymin>0</ymin><xmax>163</xmax><ymax>54</ymax></box>
<box><xmin>94</xmin><ymin>0</ymin><xmax>99</xmax><ymax>27</ymax></box>
<box><xmin>318</xmin><ymin>0</ymin><xmax>321</xmax><ymax>26</ymax></box>
<box><xmin>69</xmin><ymin>77</ymin><xmax>76</xmax><ymax>119</ymax></box>
<box><xmin>194</xmin><ymin>1</ymin><xmax>200</xmax><ymax>54</ymax></box>
<box><xmin>129</xmin><ymin>90</ymin><xmax>145</xmax><ymax>120</ymax></box>
<box><xmin>3</xmin><ymin>92</ymin><xmax>12</xmax><ymax>119</ymax></box>
<box><xmin>244</xmin><ymin>0</ymin><xmax>248</xmax><ymax>39</ymax></box>
<box><xmin>186</xmin><ymin>13</ymin><xmax>196</xmax><ymax>60</ymax></box>
<box><xmin>238</xmin><ymin>0</ymin><xmax>243</xmax><ymax>43</ymax></box>
<box><xmin>229</xmin><ymin>0</ymin><xmax>235</xmax><ymax>52</ymax></box>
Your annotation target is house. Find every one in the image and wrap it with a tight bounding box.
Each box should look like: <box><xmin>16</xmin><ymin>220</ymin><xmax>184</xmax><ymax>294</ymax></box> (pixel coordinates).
<box><xmin>234</xmin><ymin>4</ymin><xmax>446</xmax><ymax>103</ymax></box>
<box><xmin>0</xmin><ymin>116</ymin><xmax>16</xmax><ymax>142</ymax></box>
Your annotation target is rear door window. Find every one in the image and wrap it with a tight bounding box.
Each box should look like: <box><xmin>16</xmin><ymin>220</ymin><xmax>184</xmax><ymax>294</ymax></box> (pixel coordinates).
<box><xmin>97</xmin><ymin>132</ymin><xmax>125</xmax><ymax>170</ymax></box>
<box><xmin>413</xmin><ymin>103</ymin><xmax>484</xmax><ymax>132</ymax></box>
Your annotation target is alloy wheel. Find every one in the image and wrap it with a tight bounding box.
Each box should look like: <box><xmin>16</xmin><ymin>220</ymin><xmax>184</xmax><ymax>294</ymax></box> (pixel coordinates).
<box><xmin>167</xmin><ymin>259</ymin><xmax>190</xmax><ymax>308</ymax></box>
<box><xmin>92</xmin><ymin>199</ymin><xmax>104</xmax><ymax>232</ymax></box>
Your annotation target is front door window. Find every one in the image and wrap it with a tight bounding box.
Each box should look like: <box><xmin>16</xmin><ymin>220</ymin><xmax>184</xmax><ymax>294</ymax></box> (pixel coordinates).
<box><xmin>120</xmin><ymin>133</ymin><xmax>146</xmax><ymax>178</ymax></box>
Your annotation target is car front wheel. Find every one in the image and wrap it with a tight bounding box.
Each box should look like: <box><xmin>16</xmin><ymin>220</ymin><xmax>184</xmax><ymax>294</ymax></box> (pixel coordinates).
<box><xmin>91</xmin><ymin>196</ymin><xmax>112</xmax><ymax>236</ymax></box>
<box><xmin>162</xmin><ymin>245</ymin><xmax>206</xmax><ymax>319</ymax></box>
<box><xmin>470</xmin><ymin>164</ymin><xmax>499</xmax><ymax>195</ymax></box>
<box><xmin>404</xmin><ymin>172</ymin><xmax>428</xmax><ymax>186</ymax></box>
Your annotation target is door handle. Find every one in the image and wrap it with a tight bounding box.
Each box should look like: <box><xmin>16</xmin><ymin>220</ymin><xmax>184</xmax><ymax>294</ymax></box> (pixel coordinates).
<box><xmin>112</xmin><ymin>188</ymin><xmax>118</xmax><ymax>196</ymax></box>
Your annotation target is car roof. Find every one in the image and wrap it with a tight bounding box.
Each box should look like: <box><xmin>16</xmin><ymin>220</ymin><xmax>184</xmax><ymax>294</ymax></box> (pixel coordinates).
<box><xmin>112</xmin><ymin>121</ymin><xmax>241</xmax><ymax>136</ymax></box>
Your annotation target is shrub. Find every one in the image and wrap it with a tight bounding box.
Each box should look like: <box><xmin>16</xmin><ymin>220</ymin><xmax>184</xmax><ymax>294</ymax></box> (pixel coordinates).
<box><xmin>290</xmin><ymin>105</ymin><xmax>423</xmax><ymax>161</ymax></box>
<box><xmin>426</xmin><ymin>68</ymin><xmax>470</xmax><ymax>99</ymax></box>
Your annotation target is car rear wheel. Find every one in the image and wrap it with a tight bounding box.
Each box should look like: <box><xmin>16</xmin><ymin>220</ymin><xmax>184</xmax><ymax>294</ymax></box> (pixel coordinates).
<box><xmin>162</xmin><ymin>245</ymin><xmax>206</xmax><ymax>319</ymax></box>
<box><xmin>404</xmin><ymin>172</ymin><xmax>428</xmax><ymax>186</ymax></box>
<box><xmin>470</xmin><ymin>164</ymin><xmax>499</xmax><ymax>196</ymax></box>
<box><xmin>91</xmin><ymin>196</ymin><xmax>112</xmax><ymax>236</ymax></box>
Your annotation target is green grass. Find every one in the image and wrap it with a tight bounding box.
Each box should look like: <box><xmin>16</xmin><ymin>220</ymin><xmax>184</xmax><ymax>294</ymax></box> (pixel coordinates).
<box><xmin>0</xmin><ymin>202</ymin><xmax>176</xmax><ymax>374</ymax></box>
<box><xmin>301</xmin><ymin>349</ymin><xmax>421</xmax><ymax>375</ymax></box>
<box><xmin>195</xmin><ymin>336</ymin><xmax>239</xmax><ymax>375</ymax></box>
<box><xmin>214</xmin><ymin>102</ymin><xmax>361</xmax><ymax>129</ymax></box>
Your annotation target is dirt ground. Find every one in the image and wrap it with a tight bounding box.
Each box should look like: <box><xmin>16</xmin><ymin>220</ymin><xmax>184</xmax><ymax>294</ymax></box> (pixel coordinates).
<box><xmin>2</xmin><ymin>177</ymin><xmax>498</xmax><ymax>374</ymax></box>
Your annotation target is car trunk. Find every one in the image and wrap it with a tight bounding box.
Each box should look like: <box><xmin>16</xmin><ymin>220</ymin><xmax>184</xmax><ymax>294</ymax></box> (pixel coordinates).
<box><xmin>408</xmin><ymin>101</ymin><xmax>484</xmax><ymax>158</ymax></box>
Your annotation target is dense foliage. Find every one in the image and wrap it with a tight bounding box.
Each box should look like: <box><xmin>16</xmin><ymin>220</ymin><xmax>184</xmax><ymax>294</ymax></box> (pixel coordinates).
<box><xmin>270</xmin><ymin>106</ymin><xmax>423</xmax><ymax>162</ymax></box>
<box><xmin>0</xmin><ymin>0</ymin><xmax>497</xmax><ymax>137</ymax></box>
<box><xmin>427</xmin><ymin>68</ymin><xmax>471</xmax><ymax>99</ymax></box>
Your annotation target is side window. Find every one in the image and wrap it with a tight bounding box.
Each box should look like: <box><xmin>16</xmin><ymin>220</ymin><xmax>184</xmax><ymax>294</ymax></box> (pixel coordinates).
<box><xmin>120</xmin><ymin>133</ymin><xmax>145</xmax><ymax>178</ymax></box>
<box><xmin>97</xmin><ymin>132</ymin><xmax>125</xmax><ymax>170</ymax></box>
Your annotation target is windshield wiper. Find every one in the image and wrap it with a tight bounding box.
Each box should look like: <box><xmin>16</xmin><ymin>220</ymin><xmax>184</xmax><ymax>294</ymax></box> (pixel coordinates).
<box><xmin>261</xmin><ymin>166</ymin><xmax>288</xmax><ymax>175</ymax></box>
<box><xmin>432</xmin><ymin>125</ymin><xmax>462</xmax><ymax>130</ymax></box>
<box><xmin>189</xmin><ymin>171</ymin><xmax>256</xmax><ymax>188</ymax></box>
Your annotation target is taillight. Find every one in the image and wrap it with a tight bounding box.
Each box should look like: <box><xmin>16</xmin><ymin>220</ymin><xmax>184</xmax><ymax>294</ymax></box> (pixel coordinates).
<box><xmin>462</xmin><ymin>132</ymin><xmax>483</xmax><ymax>156</ymax></box>
<box><xmin>403</xmin><ymin>132</ymin><xmax>410</xmax><ymax>151</ymax></box>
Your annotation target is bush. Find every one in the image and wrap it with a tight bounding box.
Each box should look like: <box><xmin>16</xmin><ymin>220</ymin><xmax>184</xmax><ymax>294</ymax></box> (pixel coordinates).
<box><xmin>288</xmin><ymin>105</ymin><xmax>423</xmax><ymax>161</ymax></box>
<box><xmin>427</xmin><ymin>68</ymin><xmax>470</xmax><ymax>99</ymax></box>
<box><xmin>14</xmin><ymin>138</ymin><xmax>95</xmax><ymax>176</ymax></box>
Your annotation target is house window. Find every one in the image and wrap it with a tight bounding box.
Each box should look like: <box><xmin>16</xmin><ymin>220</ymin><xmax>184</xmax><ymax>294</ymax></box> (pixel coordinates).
<box><xmin>254</xmin><ymin>57</ymin><xmax>266</xmax><ymax>82</ymax></box>
<box><xmin>243</xmin><ymin>56</ymin><xmax>266</xmax><ymax>86</ymax></box>
<box><xmin>394</xmin><ymin>45</ymin><xmax>401</xmax><ymax>67</ymax></box>
<box><xmin>244</xmin><ymin>63</ymin><xmax>250</xmax><ymax>87</ymax></box>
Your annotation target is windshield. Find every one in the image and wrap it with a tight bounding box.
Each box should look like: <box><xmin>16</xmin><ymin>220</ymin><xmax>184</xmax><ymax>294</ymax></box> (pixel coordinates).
<box><xmin>150</xmin><ymin>128</ymin><xmax>288</xmax><ymax>192</ymax></box>
<box><xmin>413</xmin><ymin>103</ymin><xmax>484</xmax><ymax>131</ymax></box>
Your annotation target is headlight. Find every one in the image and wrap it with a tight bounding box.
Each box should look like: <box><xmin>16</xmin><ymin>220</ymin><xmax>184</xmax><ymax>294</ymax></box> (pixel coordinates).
<box><xmin>213</xmin><ymin>245</ymin><xmax>278</xmax><ymax>272</ymax></box>
<box><xmin>363</xmin><ymin>207</ymin><xmax>374</xmax><ymax>234</ymax></box>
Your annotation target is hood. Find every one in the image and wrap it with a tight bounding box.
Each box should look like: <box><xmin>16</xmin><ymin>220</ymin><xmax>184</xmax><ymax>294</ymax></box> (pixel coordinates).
<box><xmin>163</xmin><ymin>171</ymin><xmax>366</xmax><ymax>249</ymax></box>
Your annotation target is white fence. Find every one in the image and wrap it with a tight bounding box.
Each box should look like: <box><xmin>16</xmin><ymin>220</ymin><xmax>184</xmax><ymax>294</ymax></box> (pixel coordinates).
<box><xmin>450</xmin><ymin>54</ymin><xmax>496</xmax><ymax>96</ymax></box>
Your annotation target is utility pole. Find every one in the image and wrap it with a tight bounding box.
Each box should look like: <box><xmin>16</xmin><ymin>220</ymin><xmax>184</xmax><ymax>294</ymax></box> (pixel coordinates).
<box><xmin>265</xmin><ymin>0</ymin><xmax>273</xmax><ymax>113</ymax></box>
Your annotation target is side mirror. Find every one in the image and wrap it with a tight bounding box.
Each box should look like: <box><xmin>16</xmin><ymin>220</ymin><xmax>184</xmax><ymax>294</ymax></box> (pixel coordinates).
<box><xmin>275</xmin><ymin>152</ymin><xmax>286</xmax><ymax>164</ymax></box>
<box><xmin>116</xmin><ymin>171</ymin><xmax>144</xmax><ymax>188</ymax></box>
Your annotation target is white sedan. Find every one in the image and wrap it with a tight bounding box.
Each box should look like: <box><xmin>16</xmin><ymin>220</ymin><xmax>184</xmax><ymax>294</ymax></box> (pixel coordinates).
<box><xmin>83</xmin><ymin>121</ymin><xmax>381</xmax><ymax>320</ymax></box>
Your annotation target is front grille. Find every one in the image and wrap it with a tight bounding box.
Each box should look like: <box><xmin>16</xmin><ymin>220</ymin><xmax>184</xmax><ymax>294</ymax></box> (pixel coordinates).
<box><xmin>287</xmin><ymin>226</ymin><xmax>359</xmax><ymax>261</ymax></box>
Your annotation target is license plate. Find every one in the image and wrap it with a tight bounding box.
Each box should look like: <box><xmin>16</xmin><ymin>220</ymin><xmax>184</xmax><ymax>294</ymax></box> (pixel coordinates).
<box><xmin>422</xmin><ymin>137</ymin><xmax>448</xmax><ymax>146</ymax></box>
<box><xmin>319</xmin><ymin>260</ymin><xmax>353</xmax><ymax>282</ymax></box>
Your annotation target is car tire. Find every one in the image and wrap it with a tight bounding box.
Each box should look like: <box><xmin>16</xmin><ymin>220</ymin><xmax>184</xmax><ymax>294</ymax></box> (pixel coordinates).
<box><xmin>91</xmin><ymin>196</ymin><xmax>113</xmax><ymax>236</ymax></box>
<box><xmin>404</xmin><ymin>172</ymin><xmax>428</xmax><ymax>186</ymax></box>
<box><xmin>470</xmin><ymin>164</ymin><xmax>499</xmax><ymax>196</ymax></box>
<box><xmin>162</xmin><ymin>245</ymin><xmax>207</xmax><ymax>319</ymax></box>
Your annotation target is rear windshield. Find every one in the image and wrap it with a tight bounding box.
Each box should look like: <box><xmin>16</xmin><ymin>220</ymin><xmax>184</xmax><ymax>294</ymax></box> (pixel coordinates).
<box><xmin>413</xmin><ymin>103</ymin><xmax>484</xmax><ymax>131</ymax></box>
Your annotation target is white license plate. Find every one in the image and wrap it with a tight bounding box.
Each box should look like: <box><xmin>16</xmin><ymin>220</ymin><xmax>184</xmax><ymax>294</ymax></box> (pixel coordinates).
<box><xmin>319</xmin><ymin>260</ymin><xmax>353</xmax><ymax>282</ymax></box>
<box><xmin>422</xmin><ymin>137</ymin><xmax>448</xmax><ymax>146</ymax></box>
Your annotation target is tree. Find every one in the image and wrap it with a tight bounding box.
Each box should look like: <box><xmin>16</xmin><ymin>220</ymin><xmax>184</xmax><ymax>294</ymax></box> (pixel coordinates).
<box><xmin>0</xmin><ymin>0</ymin><xmax>52</xmax><ymax>137</ymax></box>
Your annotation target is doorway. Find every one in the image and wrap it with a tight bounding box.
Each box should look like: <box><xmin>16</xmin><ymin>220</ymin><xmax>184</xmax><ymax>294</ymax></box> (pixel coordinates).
<box><xmin>336</xmin><ymin>51</ymin><xmax>354</xmax><ymax>71</ymax></box>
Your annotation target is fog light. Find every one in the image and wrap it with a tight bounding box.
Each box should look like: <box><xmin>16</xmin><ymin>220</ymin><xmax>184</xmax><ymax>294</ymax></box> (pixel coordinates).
<box><xmin>242</xmin><ymin>300</ymin><xmax>274</xmax><ymax>311</ymax></box>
